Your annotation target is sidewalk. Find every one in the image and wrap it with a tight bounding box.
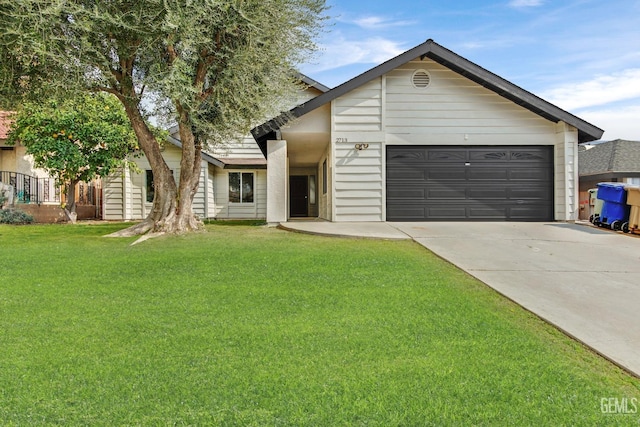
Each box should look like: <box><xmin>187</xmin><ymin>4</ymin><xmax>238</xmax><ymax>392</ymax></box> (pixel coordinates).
<box><xmin>279</xmin><ymin>221</ymin><xmax>410</xmax><ymax>240</ymax></box>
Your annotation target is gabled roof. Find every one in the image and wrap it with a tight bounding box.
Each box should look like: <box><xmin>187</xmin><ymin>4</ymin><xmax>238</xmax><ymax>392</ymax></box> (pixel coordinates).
<box><xmin>579</xmin><ymin>139</ymin><xmax>640</xmax><ymax>176</ymax></box>
<box><xmin>166</xmin><ymin>129</ymin><xmax>267</xmax><ymax>169</ymax></box>
<box><xmin>296</xmin><ymin>72</ymin><xmax>330</xmax><ymax>93</ymax></box>
<box><xmin>167</xmin><ymin>135</ymin><xmax>267</xmax><ymax>169</ymax></box>
<box><xmin>252</xmin><ymin>39</ymin><xmax>604</xmax><ymax>154</ymax></box>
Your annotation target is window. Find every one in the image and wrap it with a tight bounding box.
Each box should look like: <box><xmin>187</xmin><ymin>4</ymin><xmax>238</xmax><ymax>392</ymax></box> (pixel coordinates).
<box><xmin>229</xmin><ymin>172</ymin><xmax>254</xmax><ymax>203</ymax></box>
<box><xmin>309</xmin><ymin>175</ymin><xmax>316</xmax><ymax>205</ymax></box>
<box><xmin>322</xmin><ymin>160</ymin><xmax>327</xmax><ymax>194</ymax></box>
<box><xmin>146</xmin><ymin>170</ymin><xmax>154</xmax><ymax>203</ymax></box>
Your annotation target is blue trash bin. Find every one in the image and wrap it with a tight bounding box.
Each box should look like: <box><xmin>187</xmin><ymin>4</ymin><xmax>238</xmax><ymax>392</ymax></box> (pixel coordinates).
<box><xmin>596</xmin><ymin>183</ymin><xmax>630</xmax><ymax>230</ymax></box>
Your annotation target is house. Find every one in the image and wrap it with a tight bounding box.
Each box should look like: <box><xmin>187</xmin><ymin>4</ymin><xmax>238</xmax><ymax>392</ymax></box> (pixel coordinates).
<box><xmin>578</xmin><ymin>139</ymin><xmax>640</xmax><ymax>219</ymax></box>
<box><xmin>253</xmin><ymin>39</ymin><xmax>603</xmax><ymax>223</ymax></box>
<box><xmin>102</xmin><ymin>76</ymin><xmax>329</xmax><ymax>221</ymax></box>
<box><xmin>0</xmin><ymin>112</ymin><xmax>50</xmax><ymax>183</ymax></box>
<box><xmin>0</xmin><ymin>112</ymin><xmax>61</xmax><ymax>210</ymax></box>
<box><xmin>106</xmin><ymin>39</ymin><xmax>603</xmax><ymax>223</ymax></box>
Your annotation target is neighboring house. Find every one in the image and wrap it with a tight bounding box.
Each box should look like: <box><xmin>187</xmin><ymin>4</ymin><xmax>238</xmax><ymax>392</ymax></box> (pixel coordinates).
<box><xmin>0</xmin><ymin>111</ymin><xmax>60</xmax><ymax>206</ymax></box>
<box><xmin>1</xmin><ymin>111</ymin><xmax>102</xmax><ymax>221</ymax></box>
<box><xmin>106</xmin><ymin>39</ymin><xmax>603</xmax><ymax>223</ymax></box>
<box><xmin>578</xmin><ymin>139</ymin><xmax>640</xmax><ymax>220</ymax></box>
<box><xmin>253</xmin><ymin>39</ymin><xmax>603</xmax><ymax>223</ymax></box>
<box><xmin>102</xmin><ymin>76</ymin><xmax>329</xmax><ymax>221</ymax></box>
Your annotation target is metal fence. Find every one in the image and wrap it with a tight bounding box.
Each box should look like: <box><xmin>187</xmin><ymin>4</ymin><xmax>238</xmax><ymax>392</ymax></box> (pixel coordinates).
<box><xmin>0</xmin><ymin>171</ymin><xmax>60</xmax><ymax>204</ymax></box>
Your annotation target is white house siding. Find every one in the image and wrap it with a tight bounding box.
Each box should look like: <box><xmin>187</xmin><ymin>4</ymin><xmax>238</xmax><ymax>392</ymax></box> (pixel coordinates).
<box><xmin>212</xmin><ymin>169</ymin><xmax>267</xmax><ymax>219</ymax></box>
<box><xmin>384</xmin><ymin>60</ymin><xmax>557</xmax><ymax>144</ymax></box>
<box><xmin>103</xmin><ymin>172</ymin><xmax>125</xmax><ymax>220</ymax></box>
<box><xmin>331</xmin><ymin>58</ymin><xmax>571</xmax><ymax>222</ymax></box>
<box><xmin>207</xmin><ymin>87</ymin><xmax>322</xmax><ymax>161</ymax></box>
<box><xmin>332</xmin><ymin>78</ymin><xmax>385</xmax><ymax>221</ymax></box>
<box><xmin>210</xmin><ymin>136</ymin><xmax>265</xmax><ymax>159</ymax></box>
<box><xmin>205</xmin><ymin>164</ymin><xmax>215</xmax><ymax>219</ymax></box>
<box><xmin>103</xmin><ymin>144</ymin><xmax>213</xmax><ymax>220</ymax></box>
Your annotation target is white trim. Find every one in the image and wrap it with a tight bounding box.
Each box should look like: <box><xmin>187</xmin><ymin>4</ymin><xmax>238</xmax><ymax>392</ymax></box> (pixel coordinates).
<box><xmin>227</xmin><ymin>170</ymin><xmax>256</xmax><ymax>205</ymax></box>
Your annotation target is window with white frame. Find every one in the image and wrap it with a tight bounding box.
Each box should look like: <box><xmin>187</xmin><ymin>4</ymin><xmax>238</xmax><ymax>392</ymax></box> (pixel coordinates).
<box><xmin>229</xmin><ymin>172</ymin><xmax>254</xmax><ymax>203</ymax></box>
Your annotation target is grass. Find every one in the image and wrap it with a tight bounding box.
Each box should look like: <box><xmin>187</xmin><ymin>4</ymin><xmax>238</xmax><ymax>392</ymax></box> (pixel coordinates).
<box><xmin>0</xmin><ymin>222</ymin><xmax>639</xmax><ymax>426</ymax></box>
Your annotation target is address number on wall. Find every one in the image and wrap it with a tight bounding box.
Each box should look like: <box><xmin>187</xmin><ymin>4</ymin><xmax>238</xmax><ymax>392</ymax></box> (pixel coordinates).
<box><xmin>336</xmin><ymin>138</ymin><xmax>348</xmax><ymax>143</ymax></box>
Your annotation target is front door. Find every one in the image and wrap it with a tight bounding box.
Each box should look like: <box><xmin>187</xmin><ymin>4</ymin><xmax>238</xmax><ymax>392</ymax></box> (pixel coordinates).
<box><xmin>290</xmin><ymin>175</ymin><xmax>309</xmax><ymax>217</ymax></box>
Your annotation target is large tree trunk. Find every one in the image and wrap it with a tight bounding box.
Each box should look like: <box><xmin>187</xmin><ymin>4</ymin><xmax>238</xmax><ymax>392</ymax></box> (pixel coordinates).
<box><xmin>108</xmin><ymin>101</ymin><xmax>203</xmax><ymax>237</ymax></box>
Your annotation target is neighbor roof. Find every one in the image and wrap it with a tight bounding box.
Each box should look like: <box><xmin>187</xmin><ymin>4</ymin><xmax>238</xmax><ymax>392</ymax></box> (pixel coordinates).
<box><xmin>252</xmin><ymin>39</ymin><xmax>604</xmax><ymax>155</ymax></box>
<box><xmin>579</xmin><ymin>139</ymin><xmax>640</xmax><ymax>176</ymax></box>
<box><xmin>296</xmin><ymin>72</ymin><xmax>330</xmax><ymax>93</ymax></box>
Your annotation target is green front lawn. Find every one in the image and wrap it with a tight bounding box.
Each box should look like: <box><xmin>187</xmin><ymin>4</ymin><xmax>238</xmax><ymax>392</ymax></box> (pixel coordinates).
<box><xmin>0</xmin><ymin>223</ymin><xmax>638</xmax><ymax>426</ymax></box>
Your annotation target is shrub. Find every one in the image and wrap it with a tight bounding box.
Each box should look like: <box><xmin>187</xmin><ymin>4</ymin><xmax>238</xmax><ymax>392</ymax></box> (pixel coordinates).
<box><xmin>0</xmin><ymin>208</ymin><xmax>35</xmax><ymax>224</ymax></box>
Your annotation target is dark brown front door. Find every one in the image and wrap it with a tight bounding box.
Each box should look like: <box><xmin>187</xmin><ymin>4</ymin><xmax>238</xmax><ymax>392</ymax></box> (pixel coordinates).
<box><xmin>290</xmin><ymin>176</ymin><xmax>309</xmax><ymax>217</ymax></box>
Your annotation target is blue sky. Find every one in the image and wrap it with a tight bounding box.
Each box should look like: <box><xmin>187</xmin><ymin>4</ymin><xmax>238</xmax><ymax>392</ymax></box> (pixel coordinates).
<box><xmin>299</xmin><ymin>0</ymin><xmax>640</xmax><ymax>141</ymax></box>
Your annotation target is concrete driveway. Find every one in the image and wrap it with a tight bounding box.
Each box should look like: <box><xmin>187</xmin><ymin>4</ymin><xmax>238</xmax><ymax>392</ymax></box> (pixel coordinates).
<box><xmin>391</xmin><ymin>222</ymin><xmax>640</xmax><ymax>377</ymax></box>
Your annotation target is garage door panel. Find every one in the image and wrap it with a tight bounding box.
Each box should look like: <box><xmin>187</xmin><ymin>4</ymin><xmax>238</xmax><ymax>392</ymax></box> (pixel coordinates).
<box><xmin>509</xmin><ymin>206</ymin><xmax>553</xmax><ymax>219</ymax></box>
<box><xmin>468</xmin><ymin>188</ymin><xmax>509</xmax><ymax>199</ymax></box>
<box><xmin>387</xmin><ymin>169</ymin><xmax>425</xmax><ymax>180</ymax></box>
<box><xmin>468</xmin><ymin>206</ymin><xmax>508</xmax><ymax>219</ymax></box>
<box><xmin>509</xmin><ymin>168</ymin><xmax>552</xmax><ymax>180</ymax></box>
<box><xmin>510</xmin><ymin>188</ymin><xmax>550</xmax><ymax>200</ymax></box>
<box><xmin>386</xmin><ymin>187</ymin><xmax>425</xmax><ymax>199</ymax></box>
<box><xmin>387</xmin><ymin>149</ymin><xmax>427</xmax><ymax>162</ymax></box>
<box><xmin>426</xmin><ymin>168</ymin><xmax>467</xmax><ymax>180</ymax></box>
<box><xmin>427</xmin><ymin>150</ymin><xmax>467</xmax><ymax>162</ymax></box>
<box><xmin>469</xmin><ymin>149</ymin><xmax>509</xmax><ymax>161</ymax></box>
<box><xmin>427</xmin><ymin>188</ymin><xmax>466</xmax><ymax>199</ymax></box>
<box><xmin>386</xmin><ymin>206</ymin><xmax>426</xmax><ymax>219</ymax></box>
<box><xmin>427</xmin><ymin>207</ymin><xmax>468</xmax><ymax>219</ymax></box>
<box><xmin>467</xmin><ymin>168</ymin><xmax>509</xmax><ymax>180</ymax></box>
<box><xmin>386</xmin><ymin>145</ymin><xmax>553</xmax><ymax>221</ymax></box>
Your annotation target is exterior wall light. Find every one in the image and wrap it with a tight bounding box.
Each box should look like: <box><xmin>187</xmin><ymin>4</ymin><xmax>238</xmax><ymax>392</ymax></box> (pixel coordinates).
<box><xmin>354</xmin><ymin>143</ymin><xmax>369</xmax><ymax>151</ymax></box>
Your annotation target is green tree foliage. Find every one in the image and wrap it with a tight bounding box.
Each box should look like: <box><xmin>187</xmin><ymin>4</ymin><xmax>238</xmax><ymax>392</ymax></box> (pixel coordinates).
<box><xmin>0</xmin><ymin>0</ymin><xmax>327</xmax><ymax>235</ymax></box>
<box><xmin>7</xmin><ymin>93</ymin><xmax>137</xmax><ymax>216</ymax></box>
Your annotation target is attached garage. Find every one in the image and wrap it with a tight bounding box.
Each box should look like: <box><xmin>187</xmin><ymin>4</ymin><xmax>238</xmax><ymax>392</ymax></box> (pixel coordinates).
<box><xmin>252</xmin><ymin>39</ymin><xmax>605</xmax><ymax>224</ymax></box>
<box><xmin>386</xmin><ymin>145</ymin><xmax>554</xmax><ymax>221</ymax></box>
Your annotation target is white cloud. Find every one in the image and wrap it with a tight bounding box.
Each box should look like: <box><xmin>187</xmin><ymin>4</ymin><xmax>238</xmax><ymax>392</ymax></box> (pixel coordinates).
<box><xmin>352</xmin><ymin>16</ymin><xmax>416</xmax><ymax>29</ymax></box>
<box><xmin>303</xmin><ymin>37</ymin><xmax>406</xmax><ymax>73</ymax></box>
<box><xmin>578</xmin><ymin>105</ymin><xmax>640</xmax><ymax>141</ymax></box>
<box><xmin>509</xmin><ymin>0</ymin><xmax>544</xmax><ymax>7</ymax></box>
<box><xmin>542</xmin><ymin>69</ymin><xmax>640</xmax><ymax>110</ymax></box>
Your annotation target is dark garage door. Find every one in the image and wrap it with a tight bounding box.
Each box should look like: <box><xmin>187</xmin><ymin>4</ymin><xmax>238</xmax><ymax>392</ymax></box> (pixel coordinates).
<box><xmin>386</xmin><ymin>146</ymin><xmax>554</xmax><ymax>221</ymax></box>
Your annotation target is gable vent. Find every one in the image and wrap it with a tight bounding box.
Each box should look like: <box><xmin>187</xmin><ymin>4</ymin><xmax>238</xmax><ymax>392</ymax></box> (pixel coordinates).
<box><xmin>412</xmin><ymin>70</ymin><xmax>431</xmax><ymax>89</ymax></box>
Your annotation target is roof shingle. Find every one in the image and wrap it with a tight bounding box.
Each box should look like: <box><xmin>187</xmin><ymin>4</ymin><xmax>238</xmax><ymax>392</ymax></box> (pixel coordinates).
<box><xmin>579</xmin><ymin>139</ymin><xmax>640</xmax><ymax>176</ymax></box>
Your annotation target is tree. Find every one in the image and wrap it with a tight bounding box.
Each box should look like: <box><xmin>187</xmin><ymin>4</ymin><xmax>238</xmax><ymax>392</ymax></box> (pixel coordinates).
<box><xmin>0</xmin><ymin>0</ymin><xmax>327</xmax><ymax>235</ymax></box>
<box><xmin>7</xmin><ymin>93</ymin><xmax>138</xmax><ymax>222</ymax></box>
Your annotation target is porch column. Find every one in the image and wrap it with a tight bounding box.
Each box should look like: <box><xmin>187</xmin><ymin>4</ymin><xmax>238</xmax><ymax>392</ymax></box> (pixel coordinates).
<box><xmin>267</xmin><ymin>139</ymin><xmax>287</xmax><ymax>224</ymax></box>
<box><xmin>555</xmin><ymin>121</ymin><xmax>579</xmax><ymax>221</ymax></box>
